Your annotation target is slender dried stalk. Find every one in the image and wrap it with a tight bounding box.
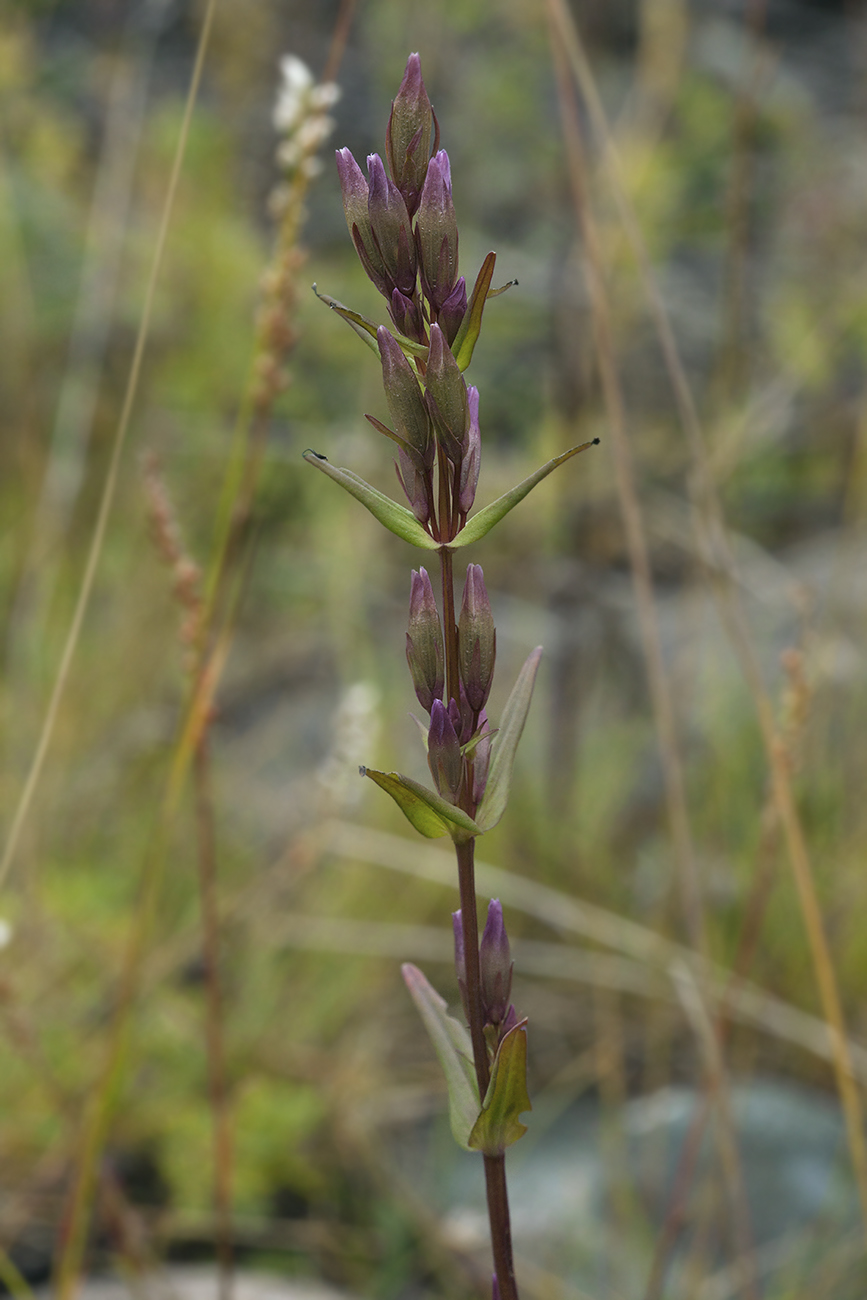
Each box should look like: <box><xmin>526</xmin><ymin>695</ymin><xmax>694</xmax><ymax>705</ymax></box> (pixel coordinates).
<box><xmin>193</xmin><ymin>737</ymin><xmax>234</xmax><ymax>1300</ymax></box>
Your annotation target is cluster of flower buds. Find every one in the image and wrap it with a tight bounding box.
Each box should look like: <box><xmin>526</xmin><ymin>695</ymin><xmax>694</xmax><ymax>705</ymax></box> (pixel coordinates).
<box><xmin>453</xmin><ymin>900</ymin><xmax>516</xmax><ymax>1058</ymax></box>
<box><xmin>406</xmin><ymin>563</ymin><xmax>496</xmax><ymax>815</ymax></box>
<box><xmin>336</xmin><ymin>54</ymin><xmax>489</xmax><ymax>544</ymax></box>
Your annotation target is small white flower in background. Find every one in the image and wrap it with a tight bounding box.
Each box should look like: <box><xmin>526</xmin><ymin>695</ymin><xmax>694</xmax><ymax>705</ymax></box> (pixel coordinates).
<box><xmin>0</xmin><ymin>917</ymin><xmax>12</xmax><ymax>950</ymax></box>
<box><xmin>318</xmin><ymin>682</ymin><xmax>381</xmax><ymax>812</ymax></box>
<box><xmin>273</xmin><ymin>55</ymin><xmax>314</xmax><ymax>132</ymax></box>
<box><xmin>272</xmin><ymin>53</ymin><xmax>340</xmax><ymax>183</ymax></box>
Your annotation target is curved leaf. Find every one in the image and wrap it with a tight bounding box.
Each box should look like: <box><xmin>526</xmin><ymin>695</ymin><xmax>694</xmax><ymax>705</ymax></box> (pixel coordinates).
<box><xmin>402</xmin><ymin>964</ymin><xmax>480</xmax><ymax>1151</ymax></box>
<box><xmin>475</xmin><ymin>648</ymin><xmax>542</xmax><ymax>833</ymax></box>
<box><xmin>468</xmin><ymin>1022</ymin><xmax>531</xmax><ymax>1155</ymax></box>
<box><xmin>452</xmin><ymin>251</ymin><xmax>496</xmax><ymax>372</ymax></box>
<box><xmin>303</xmin><ymin>451</ymin><xmax>439</xmax><ymax>550</ymax></box>
<box><xmin>453</xmin><ymin>440</ymin><xmax>600</xmax><ymax>548</ymax></box>
<box><xmin>362</xmin><ymin>768</ymin><xmax>481</xmax><ymax>841</ymax></box>
<box><xmin>313</xmin><ymin>286</ymin><xmax>428</xmax><ymax>359</ymax></box>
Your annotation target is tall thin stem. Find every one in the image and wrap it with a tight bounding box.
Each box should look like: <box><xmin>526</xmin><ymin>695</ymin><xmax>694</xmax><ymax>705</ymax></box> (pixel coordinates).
<box><xmin>442</xmin><ymin>544</ymin><xmax>518</xmax><ymax>1300</ymax></box>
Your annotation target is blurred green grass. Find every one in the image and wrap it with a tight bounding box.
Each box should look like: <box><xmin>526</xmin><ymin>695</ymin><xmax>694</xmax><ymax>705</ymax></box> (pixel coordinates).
<box><xmin>3</xmin><ymin>1</ymin><xmax>867</xmax><ymax>1297</ymax></box>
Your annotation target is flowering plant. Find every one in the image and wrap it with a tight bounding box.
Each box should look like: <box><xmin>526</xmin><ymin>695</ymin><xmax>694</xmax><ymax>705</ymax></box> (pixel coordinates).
<box><xmin>307</xmin><ymin>54</ymin><xmax>596</xmax><ymax>1300</ymax></box>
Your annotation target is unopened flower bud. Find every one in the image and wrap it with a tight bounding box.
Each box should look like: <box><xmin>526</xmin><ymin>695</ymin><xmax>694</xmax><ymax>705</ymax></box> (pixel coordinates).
<box><xmin>386</xmin><ymin>53</ymin><xmax>436</xmax><ymax>218</ymax></box>
<box><xmin>458</xmin><ymin>564</ymin><xmax>496</xmax><ymax>712</ymax></box>
<box><xmin>335</xmin><ymin>148</ymin><xmax>390</xmax><ymax>297</ymax></box>
<box><xmin>395</xmin><ymin>448</ymin><xmax>430</xmax><ymax>525</ymax></box>
<box><xmin>439</xmin><ymin>276</ymin><xmax>467</xmax><ymax>346</ymax></box>
<box><xmin>427</xmin><ymin>698</ymin><xmax>462</xmax><ymax>801</ymax></box>
<box><xmin>416</xmin><ymin>151</ymin><xmax>459</xmax><ymax>312</ymax></box>
<box><xmin>425</xmin><ymin>323</ymin><xmax>469</xmax><ymax>462</ymax></box>
<box><xmin>479</xmin><ymin>899</ymin><xmax>513</xmax><ymax>1026</ymax></box>
<box><xmin>458</xmin><ymin>387</ymin><xmax>481</xmax><ymax>516</ymax></box>
<box><xmin>406</xmin><ymin>568</ymin><xmax>444</xmax><ymax>712</ymax></box>
<box><xmin>377</xmin><ymin>327</ymin><xmax>432</xmax><ymax>467</ymax></box>
<box><xmin>367</xmin><ymin>153</ymin><xmax>416</xmax><ymax>297</ymax></box>
<box><xmin>389</xmin><ymin>289</ymin><xmax>423</xmax><ymax>342</ymax></box>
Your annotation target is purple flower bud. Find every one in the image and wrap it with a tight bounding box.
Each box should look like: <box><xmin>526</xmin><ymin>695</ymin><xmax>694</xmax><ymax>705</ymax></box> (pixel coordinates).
<box><xmin>395</xmin><ymin>448</ymin><xmax>430</xmax><ymax>525</ymax></box>
<box><xmin>471</xmin><ymin>710</ymin><xmax>492</xmax><ymax>806</ymax></box>
<box><xmin>416</xmin><ymin>151</ymin><xmax>459</xmax><ymax>312</ymax></box>
<box><xmin>406</xmin><ymin>568</ymin><xmax>444</xmax><ymax>712</ymax></box>
<box><xmin>458</xmin><ymin>387</ymin><xmax>481</xmax><ymax>516</ymax></box>
<box><xmin>427</xmin><ymin>698</ymin><xmax>462</xmax><ymax>802</ymax></box>
<box><xmin>377</xmin><ymin>327</ymin><xmax>432</xmax><ymax>467</ymax></box>
<box><xmin>439</xmin><ymin>276</ymin><xmax>467</xmax><ymax>346</ymax></box>
<box><xmin>480</xmin><ymin>899</ymin><xmax>513</xmax><ymax>1026</ymax></box>
<box><xmin>389</xmin><ymin>289</ymin><xmax>423</xmax><ymax>342</ymax></box>
<box><xmin>499</xmin><ymin>1004</ymin><xmax>519</xmax><ymax>1037</ymax></box>
<box><xmin>386</xmin><ymin>54</ymin><xmax>436</xmax><ymax>218</ymax></box>
<box><xmin>367</xmin><ymin>153</ymin><xmax>416</xmax><ymax>297</ymax></box>
<box><xmin>425</xmin><ymin>323</ymin><xmax>469</xmax><ymax>462</ymax></box>
<box><xmin>335</xmin><ymin>148</ymin><xmax>390</xmax><ymax>297</ymax></box>
<box><xmin>458</xmin><ymin>564</ymin><xmax>496</xmax><ymax>713</ymax></box>
<box><xmin>452</xmin><ymin>910</ymin><xmax>469</xmax><ymax>1020</ymax></box>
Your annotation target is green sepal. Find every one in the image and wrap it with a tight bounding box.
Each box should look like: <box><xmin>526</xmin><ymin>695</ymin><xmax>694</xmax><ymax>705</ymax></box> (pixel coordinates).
<box><xmin>361</xmin><ymin>767</ymin><xmax>482</xmax><ymax>841</ymax></box>
<box><xmin>452</xmin><ymin>251</ymin><xmax>496</xmax><ymax>372</ymax></box>
<box><xmin>468</xmin><ymin>1021</ymin><xmax>531</xmax><ymax>1155</ymax></box>
<box><xmin>402</xmin><ymin>964</ymin><xmax>480</xmax><ymax>1151</ymax></box>
<box><xmin>475</xmin><ymin>648</ymin><xmax>542</xmax><ymax>833</ymax></box>
<box><xmin>302</xmin><ymin>451</ymin><xmax>439</xmax><ymax>550</ymax></box>
<box><xmin>452</xmin><ymin>440</ymin><xmax>600</xmax><ymax>548</ymax></box>
<box><xmin>313</xmin><ymin>286</ymin><xmax>427</xmax><ymax>359</ymax></box>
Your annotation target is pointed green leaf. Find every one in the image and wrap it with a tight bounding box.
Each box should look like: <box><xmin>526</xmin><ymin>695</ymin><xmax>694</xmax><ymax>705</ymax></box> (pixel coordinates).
<box><xmin>303</xmin><ymin>451</ymin><xmax>439</xmax><ymax>550</ymax></box>
<box><xmin>452</xmin><ymin>251</ymin><xmax>496</xmax><ymax>372</ymax></box>
<box><xmin>313</xmin><ymin>286</ymin><xmax>428</xmax><ymax>359</ymax></box>
<box><xmin>362</xmin><ymin>768</ymin><xmax>482</xmax><ymax>841</ymax></box>
<box><xmin>402</xmin><ymin>964</ymin><xmax>480</xmax><ymax>1151</ymax></box>
<box><xmin>312</xmin><ymin>285</ymin><xmax>379</xmax><ymax>356</ymax></box>
<box><xmin>452</xmin><ymin>440</ymin><xmax>600</xmax><ymax>548</ymax></box>
<box><xmin>475</xmin><ymin>648</ymin><xmax>542</xmax><ymax>833</ymax></box>
<box><xmin>468</xmin><ymin>1022</ymin><xmax>531</xmax><ymax>1155</ymax></box>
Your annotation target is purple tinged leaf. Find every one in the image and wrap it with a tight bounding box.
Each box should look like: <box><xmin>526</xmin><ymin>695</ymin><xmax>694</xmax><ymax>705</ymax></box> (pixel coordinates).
<box><xmin>416</xmin><ymin>151</ymin><xmax>459</xmax><ymax>312</ymax></box>
<box><xmin>492</xmin><ymin>1277</ymin><xmax>501</xmax><ymax>1300</ymax></box>
<box><xmin>451</xmin><ymin>251</ymin><xmax>497</xmax><ymax>372</ymax></box>
<box><xmin>386</xmin><ymin>53</ymin><xmax>435</xmax><ymax>218</ymax></box>
<box><xmin>428</xmin><ymin>699</ymin><xmax>463</xmax><ymax>802</ymax></box>
<box><xmin>479</xmin><ymin>899</ymin><xmax>513</xmax><ymax>1026</ymax></box>
<box><xmin>406</xmin><ymin>567</ymin><xmax>444</xmax><ymax>713</ymax></box>
<box><xmin>474</xmin><ymin>647</ymin><xmax>543</xmax><ymax>832</ymax></box>
<box><xmin>402</xmin><ymin>963</ymin><xmax>479</xmax><ymax>1149</ymax></box>
<box><xmin>458</xmin><ymin>564</ymin><xmax>496</xmax><ymax>713</ymax></box>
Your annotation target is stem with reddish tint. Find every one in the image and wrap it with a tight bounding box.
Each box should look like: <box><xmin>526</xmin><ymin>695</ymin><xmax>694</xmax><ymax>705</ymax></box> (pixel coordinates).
<box><xmin>443</xmin><ymin>548</ymin><xmax>519</xmax><ymax>1300</ymax></box>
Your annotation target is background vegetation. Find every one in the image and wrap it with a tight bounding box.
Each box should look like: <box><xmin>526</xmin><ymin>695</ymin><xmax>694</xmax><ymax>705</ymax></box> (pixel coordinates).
<box><xmin>3</xmin><ymin>0</ymin><xmax>867</xmax><ymax>1296</ymax></box>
